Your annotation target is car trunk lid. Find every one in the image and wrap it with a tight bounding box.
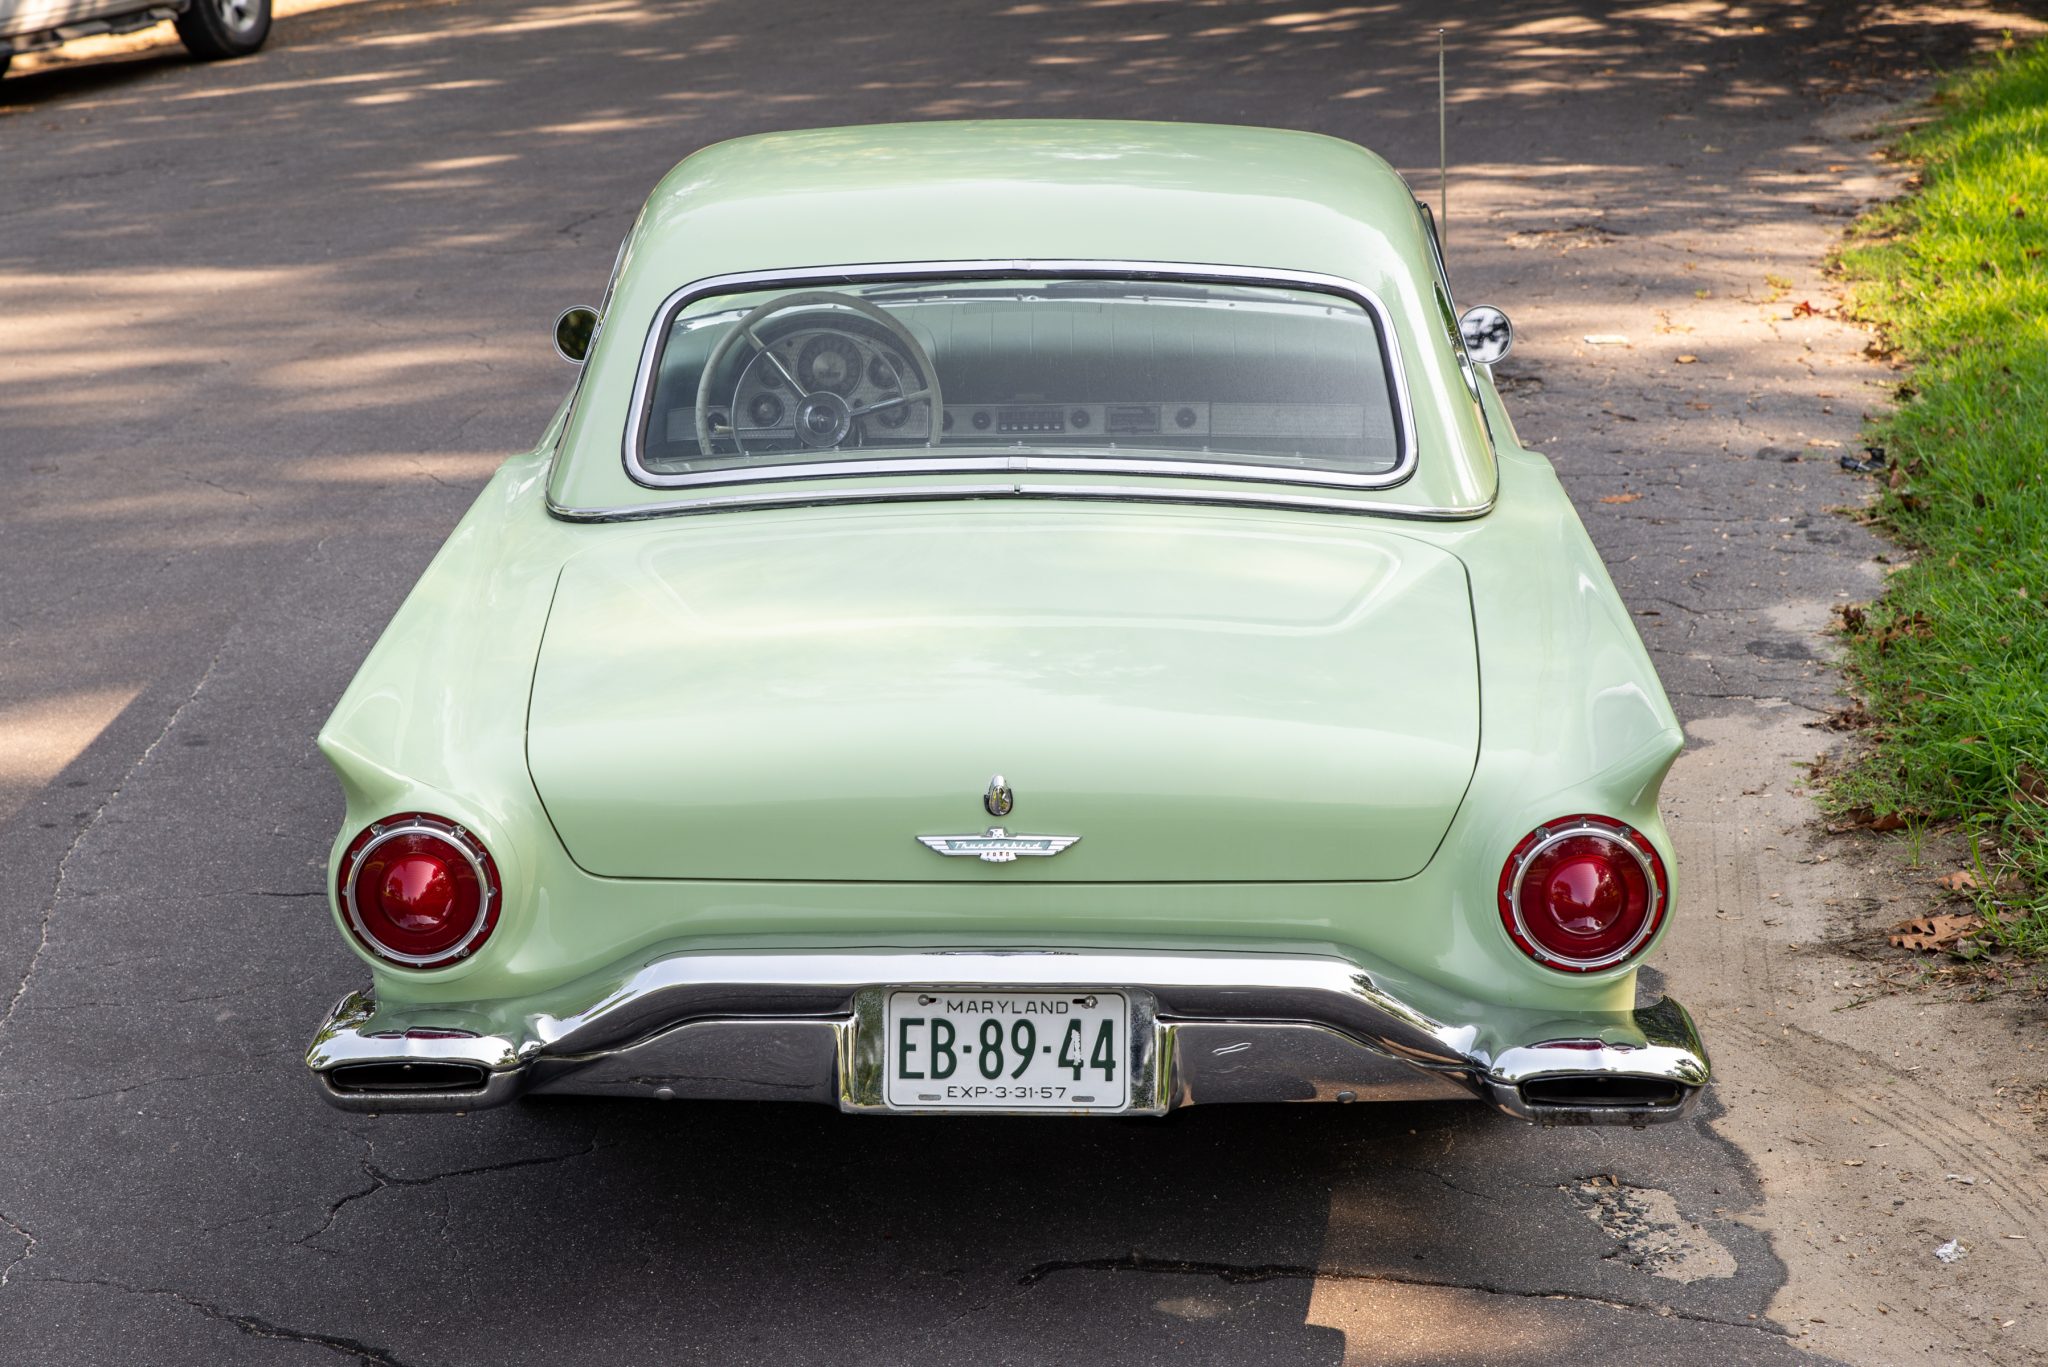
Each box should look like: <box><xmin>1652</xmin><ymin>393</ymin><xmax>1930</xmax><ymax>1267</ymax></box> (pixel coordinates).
<box><xmin>526</xmin><ymin>505</ymin><xmax>1477</xmax><ymax>882</ymax></box>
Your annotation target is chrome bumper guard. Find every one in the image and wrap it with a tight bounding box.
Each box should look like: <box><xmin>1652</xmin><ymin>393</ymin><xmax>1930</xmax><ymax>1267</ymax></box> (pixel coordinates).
<box><xmin>306</xmin><ymin>949</ymin><xmax>1709</xmax><ymax>1126</ymax></box>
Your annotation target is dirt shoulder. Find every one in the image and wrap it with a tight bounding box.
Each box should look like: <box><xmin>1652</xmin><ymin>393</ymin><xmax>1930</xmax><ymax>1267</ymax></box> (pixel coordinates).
<box><xmin>1667</xmin><ymin>706</ymin><xmax>2048</xmax><ymax>1361</ymax></box>
<box><xmin>1452</xmin><ymin>7</ymin><xmax>2048</xmax><ymax>1360</ymax></box>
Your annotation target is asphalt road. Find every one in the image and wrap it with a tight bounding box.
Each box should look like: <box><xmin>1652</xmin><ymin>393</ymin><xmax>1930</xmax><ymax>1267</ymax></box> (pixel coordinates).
<box><xmin>0</xmin><ymin>2</ymin><xmax>2032</xmax><ymax>1363</ymax></box>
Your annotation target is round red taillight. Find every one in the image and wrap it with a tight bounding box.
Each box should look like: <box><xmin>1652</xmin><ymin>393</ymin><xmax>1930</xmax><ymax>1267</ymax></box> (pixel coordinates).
<box><xmin>1498</xmin><ymin>815</ymin><xmax>1667</xmax><ymax>972</ymax></box>
<box><xmin>337</xmin><ymin>814</ymin><xmax>500</xmax><ymax>969</ymax></box>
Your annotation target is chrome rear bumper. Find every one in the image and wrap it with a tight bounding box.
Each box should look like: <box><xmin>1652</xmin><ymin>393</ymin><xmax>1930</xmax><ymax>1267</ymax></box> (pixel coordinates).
<box><xmin>306</xmin><ymin>948</ymin><xmax>1709</xmax><ymax>1126</ymax></box>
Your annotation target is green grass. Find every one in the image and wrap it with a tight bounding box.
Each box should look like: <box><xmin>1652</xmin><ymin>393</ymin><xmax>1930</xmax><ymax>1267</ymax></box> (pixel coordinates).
<box><xmin>1832</xmin><ymin>39</ymin><xmax>2048</xmax><ymax>958</ymax></box>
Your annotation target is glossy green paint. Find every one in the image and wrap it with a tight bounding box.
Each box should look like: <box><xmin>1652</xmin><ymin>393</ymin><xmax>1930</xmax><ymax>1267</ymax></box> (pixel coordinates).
<box><xmin>527</xmin><ymin>511</ymin><xmax>1477</xmax><ymax>882</ymax></box>
<box><xmin>317</xmin><ymin>122</ymin><xmax>1682</xmax><ymax>1026</ymax></box>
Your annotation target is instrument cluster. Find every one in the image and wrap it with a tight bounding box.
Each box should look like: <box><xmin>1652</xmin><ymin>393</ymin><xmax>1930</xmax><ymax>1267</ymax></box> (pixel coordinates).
<box><xmin>725</xmin><ymin>320</ymin><xmax>932</xmax><ymax>451</ymax></box>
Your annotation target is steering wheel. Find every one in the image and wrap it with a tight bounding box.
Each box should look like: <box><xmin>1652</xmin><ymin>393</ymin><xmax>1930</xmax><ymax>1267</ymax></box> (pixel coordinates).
<box><xmin>694</xmin><ymin>290</ymin><xmax>944</xmax><ymax>458</ymax></box>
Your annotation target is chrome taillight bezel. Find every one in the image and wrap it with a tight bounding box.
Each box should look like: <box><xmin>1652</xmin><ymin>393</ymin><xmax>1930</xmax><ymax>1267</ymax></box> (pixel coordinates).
<box><xmin>1497</xmin><ymin>814</ymin><xmax>1668</xmax><ymax>973</ymax></box>
<box><xmin>337</xmin><ymin>813</ymin><xmax>501</xmax><ymax>970</ymax></box>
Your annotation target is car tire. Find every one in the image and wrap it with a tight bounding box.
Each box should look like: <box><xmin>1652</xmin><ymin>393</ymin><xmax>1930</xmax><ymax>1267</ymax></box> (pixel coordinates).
<box><xmin>174</xmin><ymin>0</ymin><xmax>271</xmax><ymax>60</ymax></box>
<box><xmin>0</xmin><ymin>50</ymin><xmax>11</xmax><ymax>81</ymax></box>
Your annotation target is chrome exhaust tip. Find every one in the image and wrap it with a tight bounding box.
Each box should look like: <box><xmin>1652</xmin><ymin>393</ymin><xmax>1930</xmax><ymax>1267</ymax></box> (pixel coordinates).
<box><xmin>326</xmin><ymin>1060</ymin><xmax>490</xmax><ymax>1094</ymax></box>
<box><xmin>1482</xmin><ymin>998</ymin><xmax>1710</xmax><ymax>1126</ymax></box>
<box><xmin>1512</xmin><ymin>1072</ymin><xmax>1697</xmax><ymax>1125</ymax></box>
<box><xmin>1520</xmin><ymin>1074</ymin><xmax>1688</xmax><ymax>1110</ymax></box>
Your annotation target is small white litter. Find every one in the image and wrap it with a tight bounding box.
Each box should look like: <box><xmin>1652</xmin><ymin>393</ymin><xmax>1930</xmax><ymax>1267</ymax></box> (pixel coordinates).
<box><xmin>1584</xmin><ymin>334</ymin><xmax>1630</xmax><ymax>346</ymax></box>
<box><xmin>1934</xmin><ymin>1238</ymin><xmax>1968</xmax><ymax>1264</ymax></box>
<box><xmin>1945</xmin><ymin>1173</ymin><xmax>1978</xmax><ymax>1185</ymax></box>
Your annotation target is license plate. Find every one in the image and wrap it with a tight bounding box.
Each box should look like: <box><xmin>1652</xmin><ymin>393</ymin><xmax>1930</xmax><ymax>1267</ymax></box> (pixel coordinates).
<box><xmin>883</xmin><ymin>990</ymin><xmax>1129</xmax><ymax>1111</ymax></box>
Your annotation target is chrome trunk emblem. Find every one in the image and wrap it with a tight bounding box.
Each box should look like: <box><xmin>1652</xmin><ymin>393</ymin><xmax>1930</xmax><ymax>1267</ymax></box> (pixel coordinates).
<box><xmin>917</xmin><ymin>829</ymin><xmax>1080</xmax><ymax>863</ymax></box>
<box><xmin>984</xmin><ymin>774</ymin><xmax>1014</xmax><ymax>818</ymax></box>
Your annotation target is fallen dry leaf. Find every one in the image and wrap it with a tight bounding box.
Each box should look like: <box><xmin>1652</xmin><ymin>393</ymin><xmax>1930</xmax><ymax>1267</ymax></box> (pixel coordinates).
<box><xmin>1937</xmin><ymin>869</ymin><xmax>1979</xmax><ymax>893</ymax></box>
<box><xmin>1815</xmin><ymin>701</ymin><xmax>1874</xmax><ymax>736</ymax></box>
<box><xmin>1599</xmin><ymin>492</ymin><xmax>1643</xmax><ymax>504</ymax></box>
<box><xmin>1807</xmin><ymin>437</ymin><xmax>1845</xmax><ymax>449</ymax></box>
<box><xmin>1676</xmin><ymin>354</ymin><xmax>1699</xmax><ymax>364</ymax></box>
<box><xmin>1824</xmin><ymin>803</ymin><xmax>1905</xmax><ymax>830</ymax></box>
<box><xmin>1888</xmin><ymin>913</ymin><xmax>1983</xmax><ymax>952</ymax></box>
<box><xmin>1873</xmin><ymin>611</ymin><xmax>1933</xmax><ymax>656</ymax></box>
<box><xmin>2016</xmin><ymin>764</ymin><xmax>2048</xmax><ymax>805</ymax></box>
<box><xmin>1792</xmin><ymin>300</ymin><xmax>1823</xmax><ymax>317</ymax></box>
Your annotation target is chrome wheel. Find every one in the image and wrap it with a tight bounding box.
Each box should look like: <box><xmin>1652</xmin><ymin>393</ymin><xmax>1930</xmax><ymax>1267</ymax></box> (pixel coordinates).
<box><xmin>216</xmin><ymin>0</ymin><xmax>264</xmax><ymax>36</ymax></box>
<box><xmin>175</xmin><ymin>0</ymin><xmax>271</xmax><ymax>59</ymax></box>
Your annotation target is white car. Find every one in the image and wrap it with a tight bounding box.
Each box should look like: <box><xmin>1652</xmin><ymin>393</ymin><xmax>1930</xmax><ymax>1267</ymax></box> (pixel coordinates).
<box><xmin>0</xmin><ymin>0</ymin><xmax>267</xmax><ymax>77</ymax></box>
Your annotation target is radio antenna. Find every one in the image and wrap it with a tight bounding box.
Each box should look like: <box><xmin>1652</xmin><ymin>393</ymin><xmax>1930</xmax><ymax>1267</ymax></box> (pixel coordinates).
<box><xmin>1437</xmin><ymin>28</ymin><xmax>1448</xmax><ymax>251</ymax></box>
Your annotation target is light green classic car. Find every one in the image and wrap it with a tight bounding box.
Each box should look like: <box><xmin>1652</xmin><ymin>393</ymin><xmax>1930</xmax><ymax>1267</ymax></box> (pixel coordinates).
<box><xmin>305</xmin><ymin>121</ymin><xmax>1710</xmax><ymax>1127</ymax></box>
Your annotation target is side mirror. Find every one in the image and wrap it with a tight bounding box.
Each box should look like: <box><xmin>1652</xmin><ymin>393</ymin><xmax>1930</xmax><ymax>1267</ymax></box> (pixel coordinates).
<box><xmin>1458</xmin><ymin>305</ymin><xmax>1513</xmax><ymax>365</ymax></box>
<box><xmin>554</xmin><ymin>306</ymin><xmax>599</xmax><ymax>364</ymax></box>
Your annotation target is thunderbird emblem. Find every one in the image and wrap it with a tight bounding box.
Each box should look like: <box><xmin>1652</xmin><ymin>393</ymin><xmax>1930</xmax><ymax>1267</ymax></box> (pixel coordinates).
<box><xmin>917</xmin><ymin>828</ymin><xmax>1080</xmax><ymax>863</ymax></box>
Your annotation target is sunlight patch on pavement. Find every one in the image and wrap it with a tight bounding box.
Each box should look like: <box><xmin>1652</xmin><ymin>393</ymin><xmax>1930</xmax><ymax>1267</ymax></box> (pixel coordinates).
<box><xmin>0</xmin><ymin>686</ymin><xmax>140</xmax><ymax>827</ymax></box>
<box><xmin>1306</xmin><ymin>1277</ymin><xmax>1587</xmax><ymax>1362</ymax></box>
<box><xmin>160</xmin><ymin>65</ymin><xmax>433</xmax><ymax>101</ymax></box>
<box><xmin>355</xmin><ymin>0</ymin><xmax>692</xmax><ymax>47</ymax></box>
<box><xmin>276</xmin><ymin>451</ymin><xmax>505</xmax><ymax>484</ymax></box>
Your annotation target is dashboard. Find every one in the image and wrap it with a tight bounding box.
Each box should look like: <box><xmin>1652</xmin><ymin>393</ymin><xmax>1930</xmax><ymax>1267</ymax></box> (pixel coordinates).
<box><xmin>678</xmin><ymin>319</ymin><xmax>1376</xmax><ymax>463</ymax></box>
<box><xmin>934</xmin><ymin>400</ymin><xmax>1368</xmax><ymax>443</ymax></box>
<box><xmin>718</xmin><ymin>319</ymin><xmax>934</xmax><ymax>452</ymax></box>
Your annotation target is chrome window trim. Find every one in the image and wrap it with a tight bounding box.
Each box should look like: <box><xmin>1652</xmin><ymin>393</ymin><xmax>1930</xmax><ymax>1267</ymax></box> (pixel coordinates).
<box><xmin>545</xmin><ymin>229</ymin><xmax>635</xmax><ymax>479</ymax></box>
<box><xmin>1416</xmin><ymin>201</ymin><xmax>1459</xmax><ymax>317</ymax></box>
<box><xmin>619</xmin><ymin>259</ymin><xmax>1420</xmax><ymax>494</ymax></box>
<box><xmin>546</xmin><ymin>481</ymin><xmax>1493</xmax><ymax>525</ymax></box>
<box><xmin>1417</xmin><ymin>200</ymin><xmax>1515</xmax><ymax>459</ymax></box>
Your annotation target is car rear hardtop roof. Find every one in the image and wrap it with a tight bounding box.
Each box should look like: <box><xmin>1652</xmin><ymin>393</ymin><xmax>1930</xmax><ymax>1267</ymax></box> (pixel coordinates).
<box><xmin>548</xmin><ymin>120</ymin><xmax>1498</xmax><ymax>520</ymax></box>
<box><xmin>631</xmin><ymin>121</ymin><xmax>1420</xmax><ymax>278</ymax></box>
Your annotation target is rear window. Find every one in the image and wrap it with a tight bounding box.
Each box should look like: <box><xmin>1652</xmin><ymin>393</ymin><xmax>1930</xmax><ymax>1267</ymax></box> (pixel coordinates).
<box><xmin>631</xmin><ymin>274</ymin><xmax>1407</xmax><ymax>485</ymax></box>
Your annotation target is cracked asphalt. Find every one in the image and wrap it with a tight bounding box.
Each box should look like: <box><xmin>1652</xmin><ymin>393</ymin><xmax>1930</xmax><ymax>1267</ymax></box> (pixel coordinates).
<box><xmin>3</xmin><ymin>2</ymin><xmax>2043</xmax><ymax>1363</ymax></box>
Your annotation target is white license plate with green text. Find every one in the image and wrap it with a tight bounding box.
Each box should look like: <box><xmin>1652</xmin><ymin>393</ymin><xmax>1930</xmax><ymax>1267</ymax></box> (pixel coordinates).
<box><xmin>883</xmin><ymin>990</ymin><xmax>1129</xmax><ymax>1111</ymax></box>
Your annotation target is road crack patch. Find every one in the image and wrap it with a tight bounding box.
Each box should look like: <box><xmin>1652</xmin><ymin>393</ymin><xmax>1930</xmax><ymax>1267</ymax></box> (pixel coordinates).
<box><xmin>299</xmin><ymin>1137</ymin><xmax>599</xmax><ymax>1248</ymax></box>
<box><xmin>0</xmin><ymin>638</ymin><xmax>231</xmax><ymax>1059</ymax></box>
<box><xmin>1569</xmin><ymin>1175</ymin><xmax>1738</xmax><ymax>1282</ymax></box>
<box><xmin>1</xmin><ymin>1209</ymin><xmax>36</xmax><ymax>1288</ymax></box>
<box><xmin>36</xmin><ymin>1276</ymin><xmax>414</xmax><ymax>1365</ymax></box>
<box><xmin>1015</xmin><ymin>1252</ymin><xmax>1785</xmax><ymax>1336</ymax></box>
<box><xmin>1389</xmin><ymin>1163</ymin><xmax>1507</xmax><ymax>1208</ymax></box>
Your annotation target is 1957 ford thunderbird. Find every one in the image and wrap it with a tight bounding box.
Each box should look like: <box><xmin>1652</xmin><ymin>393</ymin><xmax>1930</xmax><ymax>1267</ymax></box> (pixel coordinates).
<box><xmin>305</xmin><ymin>121</ymin><xmax>1710</xmax><ymax>1126</ymax></box>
